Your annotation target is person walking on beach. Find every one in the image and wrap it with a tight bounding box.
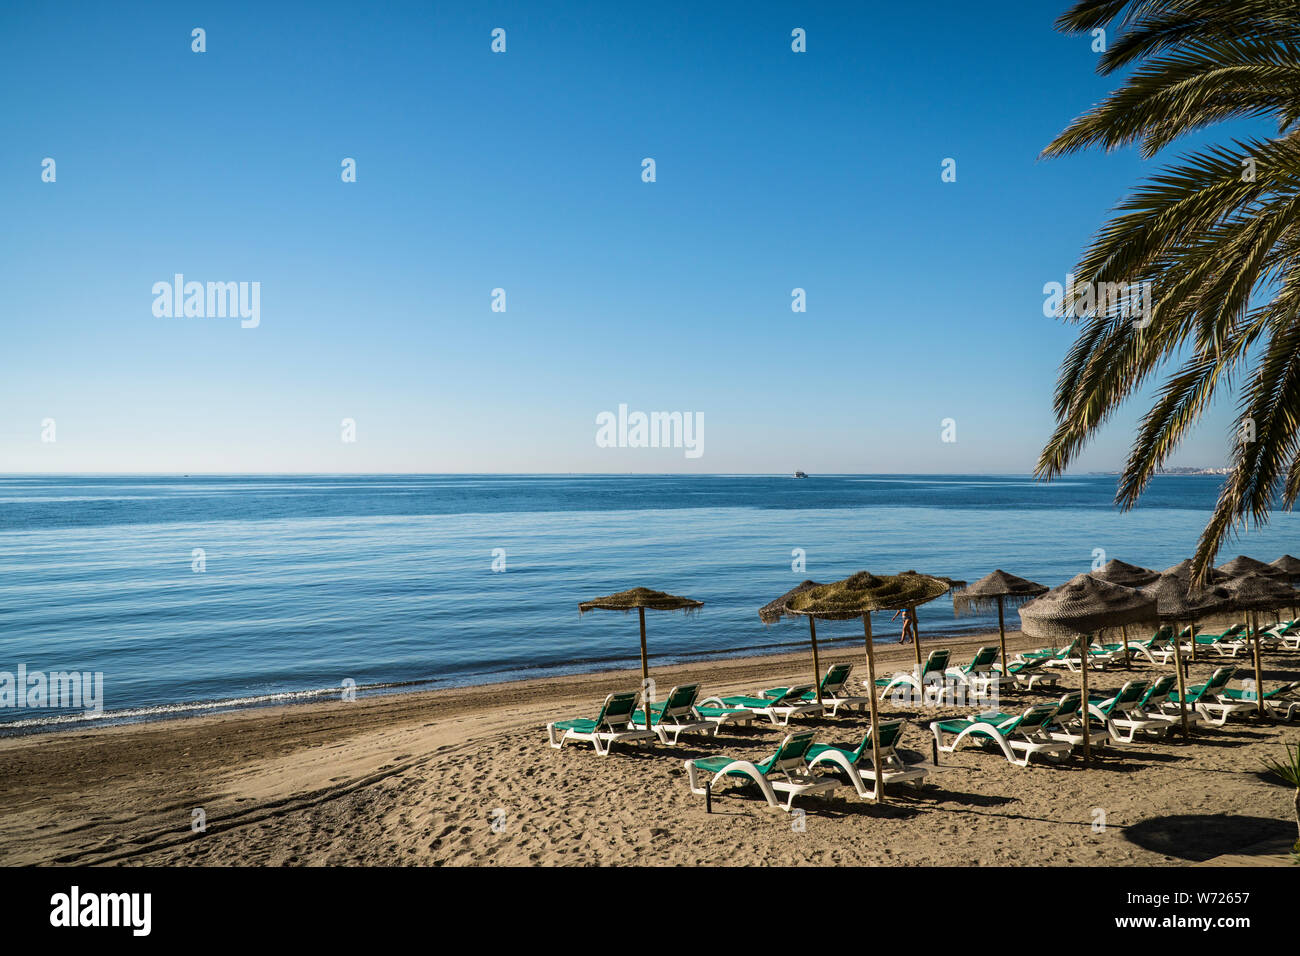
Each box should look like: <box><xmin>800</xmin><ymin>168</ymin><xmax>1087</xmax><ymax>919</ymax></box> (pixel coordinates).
<box><xmin>892</xmin><ymin>607</ymin><xmax>917</xmax><ymax>644</ymax></box>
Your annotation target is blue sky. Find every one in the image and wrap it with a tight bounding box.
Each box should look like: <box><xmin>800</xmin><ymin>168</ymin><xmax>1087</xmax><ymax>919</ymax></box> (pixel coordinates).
<box><xmin>0</xmin><ymin>0</ymin><xmax>1267</xmax><ymax>474</ymax></box>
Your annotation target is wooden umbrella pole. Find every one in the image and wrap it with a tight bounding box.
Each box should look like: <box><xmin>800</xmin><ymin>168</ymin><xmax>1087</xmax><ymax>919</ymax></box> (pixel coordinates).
<box><xmin>1080</xmin><ymin>632</ymin><xmax>1091</xmax><ymax>767</ymax></box>
<box><xmin>996</xmin><ymin>598</ymin><xmax>1008</xmax><ymax>680</ymax></box>
<box><xmin>862</xmin><ymin>613</ymin><xmax>885</xmax><ymax>805</ymax></box>
<box><xmin>1121</xmin><ymin>624</ymin><xmax>1132</xmax><ymax>670</ymax></box>
<box><xmin>911</xmin><ymin>607</ymin><xmax>923</xmax><ymax>675</ymax></box>
<box><xmin>1251</xmin><ymin>610</ymin><xmax>1265</xmax><ymax>719</ymax></box>
<box><xmin>1189</xmin><ymin>616</ymin><xmax>1198</xmax><ymax>662</ymax></box>
<box><xmin>809</xmin><ymin>617</ymin><xmax>823</xmax><ymax>705</ymax></box>
<box><xmin>638</xmin><ymin>607</ymin><xmax>650</xmax><ymax>706</ymax></box>
<box><xmin>1172</xmin><ymin>619</ymin><xmax>1190</xmax><ymax>738</ymax></box>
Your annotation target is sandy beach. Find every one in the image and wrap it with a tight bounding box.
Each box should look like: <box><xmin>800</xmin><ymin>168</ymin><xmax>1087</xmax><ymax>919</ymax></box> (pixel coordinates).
<box><xmin>1</xmin><ymin>625</ymin><xmax>1296</xmax><ymax>867</ymax></box>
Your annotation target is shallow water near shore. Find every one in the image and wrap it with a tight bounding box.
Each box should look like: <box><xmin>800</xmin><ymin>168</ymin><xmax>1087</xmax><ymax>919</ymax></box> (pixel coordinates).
<box><xmin>1</xmin><ymin>473</ymin><xmax>1295</xmax><ymax>731</ymax></box>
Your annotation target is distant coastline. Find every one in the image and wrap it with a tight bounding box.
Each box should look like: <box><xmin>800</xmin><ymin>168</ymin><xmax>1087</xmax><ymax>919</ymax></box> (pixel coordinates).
<box><xmin>1091</xmin><ymin>467</ymin><xmax>1230</xmax><ymax>476</ymax></box>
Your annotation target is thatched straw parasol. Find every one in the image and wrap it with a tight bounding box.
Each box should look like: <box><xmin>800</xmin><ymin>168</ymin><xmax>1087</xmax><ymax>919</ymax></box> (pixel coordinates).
<box><xmin>952</xmin><ymin>570</ymin><xmax>1048</xmax><ymax>676</ymax></box>
<box><xmin>1217</xmin><ymin>555</ymin><xmax>1289</xmax><ymax>581</ymax></box>
<box><xmin>1268</xmin><ymin>554</ymin><xmax>1300</xmax><ymax>581</ymax></box>
<box><xmin>1019</xmin><ymin>574</ymin><xmax>1158</xmax><ymax>766</ymax></box>
<box><xmin>1221</xmin><ymin>572</ymin><xmax>1296</xmax><ymax>718</ymax></box>
<box><xmin>1093</xmin><ymin>559</ymin><xmax>1160</xmax><ymax>588</ymax></box>
<box><xmin>785</xmin><ymin>571</ymin><xmax>957</xmax><ymax>804</ymax></box>
<box><xmin>1269</xmin><ymin>556</ymin><xmax>1300</xmax><ymax>619</ymax></box>
<box><xmin>759</xmin><ymin>580</ymin><xmax>826</xmax><ymax>704</ymax></box>
<box><xmin>1092</xmin><ymin>561</ymin><xmax>1160</xmax><ymax>669</ymax></box>
<box><xmin>1140</xmin><ymin>561</ymin><xmax>1234</xmax><ymax>737</ymax></box>
<box><xmin>578</xmin><ymin>587</ymin><xmax>702</xmax><ymax>705</ymax></box>
<box><xmin>864</xmin><ymin>571</ymin><xmax>965</xmax><ymax>674</ymax></box>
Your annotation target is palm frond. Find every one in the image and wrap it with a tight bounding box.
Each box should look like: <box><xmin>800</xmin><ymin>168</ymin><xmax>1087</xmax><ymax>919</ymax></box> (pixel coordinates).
<box><xmin>1040</xmin><ymin>1</ymin><xmax>1300</xmax><ymax>585</ymax></box>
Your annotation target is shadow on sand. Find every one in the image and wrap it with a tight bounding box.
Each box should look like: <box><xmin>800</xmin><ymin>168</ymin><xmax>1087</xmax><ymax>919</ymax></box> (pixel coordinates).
<box><xmin>1123</xmin><ymin>813</ymin><xmax>1294</xmax><ymax>862</ymax></box>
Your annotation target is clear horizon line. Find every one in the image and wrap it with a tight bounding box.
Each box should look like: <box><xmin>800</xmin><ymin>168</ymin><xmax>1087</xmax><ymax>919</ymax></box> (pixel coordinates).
<box><xmin>0</xmin><ymin>470</ymin><xmax>1167</xmax><ymax>478</ymax></box>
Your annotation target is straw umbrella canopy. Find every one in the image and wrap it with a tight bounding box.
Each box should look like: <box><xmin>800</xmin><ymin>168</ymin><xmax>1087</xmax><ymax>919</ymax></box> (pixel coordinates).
<box><xmin>1152</xmin><ymin>560</ymin><xmax>1229</xmax><ymax>662</ymax></box>
<box><xmin>785</xmin><ymin>571</ymin><xmax>957</xmax><ymax>804</ymax></box>
<box><xmin>578</xmin><ymin>587</ymin><xmax>702</xmax><ymax>705</ymax></box>
<box><xmin>1220</xmin><ymin>572</ymin><xmax>1297</xmax><ymax>718</ymax></box>
<box><xmin>1140</xmin><ymin>561</ymin><xmax>1235</xmax><ymax>737</ymax></box>
<box><xmin>877</xmin><ymin>571</ymin><xmax>965</xmax><ymax>674</ymax></box>
<box><xmin>1092</xmin><ymin>559</ymin><xmax>1160</xmax><ymax>588</ymax></box>
<box><xmin>1268</xmin><ymin>556</ymin><xmax>1300</xmax><ymax>618</ymax></box>
<box><xmin>1018</xmin><ymin>574</ymin><xmax>1158</xmax><ymax>766</ymax></box>
<box><xmin>1268</xmin><ymin>554</ymin><xmax>1300</xmax><ymax>581</ymax></box>
<box><xmin>758</xmin><ymin>580</ymin><xmax>826</xmax><ymax>705</ymax></box>
<box><xmin>1218</xmin><ymin>555</ymin><xmax>1291</xmax><ymax>632</ymax></box>
<box><xmin>952</xmin><ymin>570</ymin><xmax>1048</xmax><ymax>675</ymax></box>
<box><xmin>1091</xmin><ymin>561</ymin><xmax>1160</xmax><ymax>668</ymax></box>
<box><xmin>1217</xmin><ymin>555</ymin><xmax>1289</xmax><ymax>580</ymax></box>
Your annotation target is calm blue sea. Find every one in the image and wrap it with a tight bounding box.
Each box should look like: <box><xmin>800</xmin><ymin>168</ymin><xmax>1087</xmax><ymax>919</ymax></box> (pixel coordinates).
<box><xmin>0</xmin><ymin>474</ymin><xmax>1295</xmax><ymax>732</ymax></box>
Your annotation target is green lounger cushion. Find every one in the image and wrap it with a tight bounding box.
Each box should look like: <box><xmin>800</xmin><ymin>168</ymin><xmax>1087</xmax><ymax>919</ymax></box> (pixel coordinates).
<box><xmin>552</xmin><ymin>718</ymin><xmax>600</xmax><ymax>733</ymax></box>
<box><xmin>696</xmin><ymin>704</ymin><xmax>750</xmax><ymax>718</ymax></box>
<box><xmin>1221</xmin><ymin>681</ymin><xmax>1300</xmax><ymax>701</ymax></box>
<box><xmin>716</xmin><ymin>695</ymin><xmax>775</xmax><ymax>709</ymax></box>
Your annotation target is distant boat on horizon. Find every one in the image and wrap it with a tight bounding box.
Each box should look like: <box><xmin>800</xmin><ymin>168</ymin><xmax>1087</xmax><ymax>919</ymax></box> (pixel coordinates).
<box><xmin>793</xmin><ymin>470</ymin><xmax>808</xmax><ymax>479</ymax></box>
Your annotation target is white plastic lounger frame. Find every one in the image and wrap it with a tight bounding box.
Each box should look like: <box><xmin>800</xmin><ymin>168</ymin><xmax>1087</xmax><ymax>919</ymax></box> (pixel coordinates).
<box><xmin>815</xmin><ymin>663</ymin><xmax>873</xmax><ymax>718</ymax></box>
<box><xmin>1130</xmin><ymin>676</ymin><xmax>1204</xmax><ymax>730</ymax></box>
<box><xmin>805</xmin><ymin>721</ymin><xmax>928</xmax><ymax>800</ymax></box>
<box><xmin>1043</xmin><ymin>646</ymin><xmax>1119</xmax><ymax>672</ymax></box>
<box><xmin>700</xmin><ymin>686</ymin><xmax>824</xmax><ymax>727</ymax></box>
<box><xmin>631</xmin><ymin>684</ymin><xmax>716</xmax><ymax>745</ymax></box>
<box><xmin>764</xmin><ymin>663</ymin><xmax>872</xmax><ymax>718</ymax></box>
<box><xmin>1000</xmin><ymin>656</ymin><xmax>1060</xmax><ymax>691</ymax></box>
<box><xmin>1045</xmin><ymin>694</ymin><xmax>1116</xmax><ymax>750</ymax></box>
<box><xmin>930</xmin><ymin>705</ymin><xmax>1071</xmax><ymax>768</ymax></box>
<box><xmin>1163</xmin><ymin>669</ymin><xmax>1253</xmax><ymax>727</ymax></box>
<box><xmin>684</xmin><ymin>759</ymin><xmax>838</xmax><ymax>812</ymax></box>
<box><xmin>1087</xmin><ymin>681</ymin><xmax>1169</xmax><ymax>744</ymax></box>
<box><xmin>685</xmin><ymin>731</ymin><xmax>840</xmax><ymax>812</ymax></box>
<box><xmin>546</xmin><ymin>692</ymin><xmax>657</xmax><ymax>756</ymax></box>
<box><xmin>946</xmin><ymin>646</ymin><xmax>1012</xmax><ymax>697</ymax></box>
<box><xmin>874</xmin><ymin>650</ymin><xmax>954</xmax><ymax>706</ymax></box>
<box><xmin>1189</xmin><ymin>698</ymin><xmax>1256</xmax><ymax>726</ymax></box>
<box><xmin>696</xmin><ymin>705</ymin><xmax>759</xmax><ymax>731</ymax></box>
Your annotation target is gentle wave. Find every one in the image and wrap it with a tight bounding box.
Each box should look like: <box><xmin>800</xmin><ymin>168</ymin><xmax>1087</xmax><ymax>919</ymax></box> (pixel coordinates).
<box><xmin>0</xmin><ymin>678</ymin><xmax>436</xmax><ymax>734</ymax></box>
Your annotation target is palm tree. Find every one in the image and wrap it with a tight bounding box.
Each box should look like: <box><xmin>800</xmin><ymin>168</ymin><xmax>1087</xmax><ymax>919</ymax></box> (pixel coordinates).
<box><xmin>1261</xmin><ymin>743</ymin><xmax>1300</xmax><ymax>857</ymax></box>
<box><xmin>1036</xmin><ymin>0</ymin><xmax>1300</xmax><ymax>584</ymax></box>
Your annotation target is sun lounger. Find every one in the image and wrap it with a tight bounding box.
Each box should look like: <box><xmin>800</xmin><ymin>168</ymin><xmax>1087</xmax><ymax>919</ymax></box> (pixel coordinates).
<box><xmin>630</xmin><ymin>683</ymin><xmax>716</xmax><ymax>744</ymax></box>
<box><xmin>805</xmin><ymin>719</ymin><xmax>929</xmax><ymax>799</ymax></box>
<box><xmin>1021</xmin><ymin>636</ymin><xmax>1115</xmax><ymax>672</ymax></box>
<box><xmin>685</xmin><ymin>729</ymin><xmax>840</xmax><ymax>812</ymax></box>
<box><xmin>1270</xmin><ymin>620</ymin><xmax>1300</xmax><ymax>651</ymax></box>
<box><xmin>1181</xmin><ymin>624</ymin><xmax>1249</xmax><ymax>658</ymax></box>
<box><xmin>930</xmin><ymin>703</ymin><xmax>1072</xmax><ymax>767</ymax></box>
<box><xmin>693</xmin><ymin>702</ymin><xmax>760</xmax><ymax>732</ymax></box>
<box><xmin>1165</xmin><ymin>667</ymin><xmax>1254</xmax><ymax>726</ymax></box>
<box><xmin>1044</xmin><ymin>690</ymin><xmax>1114</xmax><ymax>749</ymax></box>
<box><xmin>1132</xmin><ymin>673</ymin><xmax>1203</xmax><ymax>730</ymax></box>
<box><xmin>999</xmin><ymin>655</ymin><xmax>1061</xmax><ymax>691</ymax></box>
<box><xmin>1218</xmin><ymin>679</ymin><xmax>1300</xmax><ymax>720</ymax></box>
<box><xmin>547</xmin><ymin>691</ymin><xmax>657</xmax><ymax>755</ymax></box>
<box><xmin>1089</xmin><ymin>679</ymin><xmax>1170</xmax><ymax>742</ymax></box>
<box><xmin>1099</xmin><ymin>625</ymin><xmax>1179</xmax><ymax>665</ymax></box>
<box><xmin>701</xmin><ymin>684</ymin><xmax>824</xmax><ymax>726</ymax></box>
<box><xmin>761</xmin><ymin>662</ymin><xmax>872</xmax><ymax>717</ymax></box>
<box><xmin>946</xmin><ymin>645</ymin><xmax>1010</xmax><ymax>695</ymax></box>
<box><xmin>875</xmin><ymin>649</ymin><xmax>953</xmax><ymax>704</ymax></box>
